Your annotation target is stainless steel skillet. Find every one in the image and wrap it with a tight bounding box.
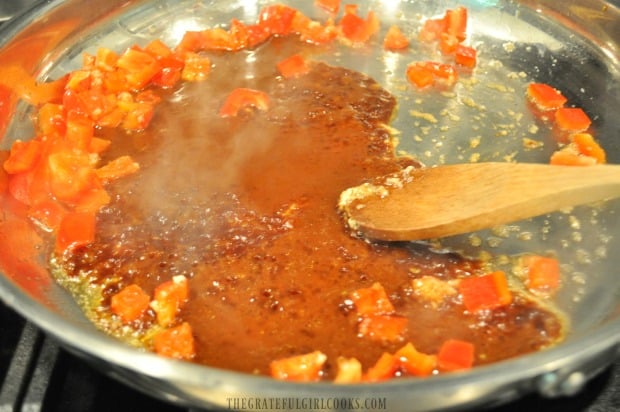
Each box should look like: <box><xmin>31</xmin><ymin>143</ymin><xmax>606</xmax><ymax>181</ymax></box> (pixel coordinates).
<box><xmin>0</xmin><ymin>0</ymin><xmax>618</xmax><ymax>410</ymax></box>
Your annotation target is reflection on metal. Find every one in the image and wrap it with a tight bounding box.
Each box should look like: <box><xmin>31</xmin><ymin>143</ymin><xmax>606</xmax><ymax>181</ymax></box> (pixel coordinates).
<box><xmin>0</xmin><ymin>1</ymin><xmax>617</xmax><ymax>411</ymax></box>
<box><xmin>0</xmin><ymin>0</ymin><xmax>40</xmax><ymax>23</ymax></box>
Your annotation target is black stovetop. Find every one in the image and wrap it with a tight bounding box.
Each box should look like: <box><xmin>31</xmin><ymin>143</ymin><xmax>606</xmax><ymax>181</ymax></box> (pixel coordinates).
<box><xmin>1</xmin><ymin>301</ymin><xmax>619</xmax><ymax>412</ymax></box>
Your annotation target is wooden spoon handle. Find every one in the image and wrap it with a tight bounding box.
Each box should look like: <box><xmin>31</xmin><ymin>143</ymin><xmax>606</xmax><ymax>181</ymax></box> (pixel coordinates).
<box><xmin>341</xmin><ymin>163</ymin><xmax>620</xmax><ymax>241</ymax></box>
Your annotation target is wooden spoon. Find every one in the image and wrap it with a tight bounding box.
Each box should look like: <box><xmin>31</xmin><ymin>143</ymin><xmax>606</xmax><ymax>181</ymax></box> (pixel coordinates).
<box><xmin>339</xmin><ymin>162</ymin><xmax>620</xmax><ymax>241</ymax></box>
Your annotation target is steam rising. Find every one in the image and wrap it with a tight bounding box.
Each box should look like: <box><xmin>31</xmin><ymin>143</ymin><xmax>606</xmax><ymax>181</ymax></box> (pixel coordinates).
<box><xmin>94</xmin><ymin>42</ymin><xmax>327</xmax><ymax>284</ymax></box>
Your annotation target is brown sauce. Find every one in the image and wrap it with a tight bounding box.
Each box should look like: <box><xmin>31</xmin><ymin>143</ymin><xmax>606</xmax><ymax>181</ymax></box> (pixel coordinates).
<box><xmin>55</xmin><ymin>38</ymin><xmax>564</xmax><ymax>377</ymax></box>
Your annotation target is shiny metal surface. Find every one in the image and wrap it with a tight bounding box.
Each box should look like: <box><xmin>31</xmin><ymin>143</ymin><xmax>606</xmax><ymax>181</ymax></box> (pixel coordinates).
<box><xmin>0</xmin><ymin>0</ymin><xmax>40</xmax><ymax>22</ymax></box>
<box><xmin>0</xmin><ymin>1</ymin><xmax>617</xmax><ymax>411</ymax></box>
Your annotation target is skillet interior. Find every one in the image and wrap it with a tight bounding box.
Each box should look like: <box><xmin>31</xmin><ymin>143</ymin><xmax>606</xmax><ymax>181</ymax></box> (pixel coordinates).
<box><xmin>0</xmin><ymin>0</ymin><xmax>618</xmax><ymax>410</ymax></box>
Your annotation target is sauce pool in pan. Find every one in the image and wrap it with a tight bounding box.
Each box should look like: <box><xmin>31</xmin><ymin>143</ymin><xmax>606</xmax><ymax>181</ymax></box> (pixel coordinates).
<box><xmin>48</xmin><ymin>35</ymin><xmax>565</xmax><ymax>381</ymax></box>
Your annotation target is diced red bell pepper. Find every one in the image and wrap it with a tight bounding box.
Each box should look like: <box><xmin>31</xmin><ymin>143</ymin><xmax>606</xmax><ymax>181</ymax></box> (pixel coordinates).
<box><xmin>71</xmin><ymin>182</ymin><xmax>111</xmax><ymax>214</ymax></box>
<box><xmin>156</xmin><ymin>52</ymin><xmax>184</xmax><ymax>69</ymax></box>
<box><xmin>395</xmin><ymin>342</ymin><xmax>437</xmax><ymax>377</ymax></box>
<box><xmin>437</xmin><ymin>339</ymin><xmax>475</xmax><ymax>371</ymax></box>
<box><xmin>333</xmin><ymin>357</ymin><xmax>362</xmax><ymax>383</ymax></box>
<box><xmin>244</xmin><ymin>24</ymin><xmax>272</xmax><ymax>48</ymax></box>
<box><xmin>110</xmin><ymin>284</ymin><xmax>151</xmax><ymax>323</ymax></box>
<box><xmin>524</xmin><ymin>255</ymin><xmax>561</xmax><ymax>294</ymax></box>
<box><xmin>549</xmin><ymin>146</ymin><xmax>597</xmax><ymax>166</ymax></box>
<box><xmin>116</xmin><ymin>48</ymin><xmax>162</xmax><ymax>90</ymax></box>
<box><xmin>146</xmin><ymin>40</ymin><xmax>184</xmax><ymax>88</ymax></box>
<box><xmin>117</xmin><ymin>100</ymin><xmax>155</xmax><ymax>131</ymax></box>
<box><xmin>419</xmin><ymin>6</ymin><xmax>467</xmax><ymax>45</ymax></box>
<box><xmin>55</xmin><ymin>210</ymin><xmax>96</xmax><ymax>253</ymax></box>
<box><xmin>439</xmin><ymin>32</ymin><xmax>459</xmax><ymax>55</ymax></box>
<box><xmin>551</xmin><ymin>133</ymin><xmax>606</xmax><ymax>166</ymax></box>
<box><xmin>27</xmin><ymin>159</ymin><xmax>55</xmax><ymax>207</ymax></box>
<box><xmin>65</xmin><ymin>112</ymin><xmax>95</xmax><ymax>151</ymax></box>
<box><xmin>7</xmin><ymin>171</ymin><xmax>33</xmax><ymax>205</ymax></box>
<box><xmin>62</xmin><ymin>88</ymin><xmax>115</xmax><ymax>122</ymax></box>
<box><xmin>46</xmin><ymin>148</ymin><xmax>97</xmax><ymax>202</ymax></box>
<box><xmin>458</xmin><ymin>271</ymin><xmax>512</xmax><ymax>312</ymax></box>
<box><xmin>153</xmin><ymin>322</ymin><xmax>196</xmax><ymax>360</ymax></box>
<box><xmin>554</xmin><ymin>107</ymin><xmax>592</xmax><ymax>132</ymax></box>
<box><xmin>95</xmin><ymin>156</ymin><xmax>140</xmax><ymax>183</ymax></box>
<box><xmin>38</xmin><ymin>103</ymin><xmax>67</xmax><ymax>138</ymax></box>
<box><xmin>339</xmin><ymin>11</ymin><xmax>364</xmax><ymax>39</ymax></box>
<box><xmin>196</xmin><ymin>26</ymin><xmax>247</xmax><ymax>52</ymax></box>
<box><xmin>357</xmin><ymin>314</ymin><xmax>407</xmax><ymax>342</ymax></box>
<box><xmin>29</xmin><ymin>75</ymin><xmax>69</xmax><ymax>106</ymax></box>
<box><xmin>383</xmin><ymin>25</ymin><xmax>409</xmax><ymax>51</ymax></box>
<box><xmin>181</xmin><ymin>52</ymin><xmax>211</xmax><ymax>82</ymax></box>
<box><xmin>292</xmin><ymin>13</ymin><xmax>338</xmax><ymax>45</ymax></box>
<box><xmin>95</xmin><ymin>48</ymin><xmax>119</xmax><ymax>72</ymax></box>
<box><xmin>349</xmin><ymin>282</ymin><xmax>395</xmax><ymax>316</ymax></box>
<box><xmin>277</xmin><ymin>54</ymin><xmax>310</xmax><ymax>78</ymax></box>
<box><xmin>425</xmin><ymin>61</ymin><xmax>458</xmax><ymax>85</ymax></box>
<box><xmin>339</xmin><ymin>9</ymin><xmax>380</xmax><ymax>44</ymax></box>
<box><xmin>407</xmin><ymin>61</ymin><xmax>458</xmax><ymax>88</ymax></box>
<box><xmin>176</xmin><ymin>31</ymin><xmax>207</xmax><ymax>53</ymax></box>
<box><xmin>455</xmin><ymin>44</ymin><xmax>477</xmax><ymax>68</ymax></box>
<box><xmin>218</xmin><ymin>88</ymin><xmax>270</xmax><ymax>117</ymax></box>
<box><xmin>258</xmin><ymin>4</ymin><xmax>298</xmax><ymax>36</ymax></box>
<box><xmin>65</xmin><ymin>70</ymin><xmax>92</xmax><ymax>92</ymax></box>
<box><xmin>445</xmin><ymin>7</ymin><xmax>468</xmax><ymax>42</ymax></box>
<box><xmin>96</xmin><ymin>107</ymin><xmax>125</xmax><ymax>129</ymax></box>
<box><xmin>0</xmin><ymin>66</ymin><xmax>67</xmax><ymax>106</ymax></box>
<box><xmin>135</xmin><ymin>90</ymin><xmax>161</xmax><ymax>105</ymax></box>
<box><xmin>572</xmin><ymin>133</ymin><xmax>606</xmax><ymax>164</ymax></box>
<box><xmin>364</xmin><ymin>352</ymin><xmax>398</xmax><ymax>382</ymax></box>
<box><xmin>152</xmin><ymin>66</ymin><xmax>183</xmax><ymax>88</ymax></box>
<box><xmin>227</xmin><ymin>19</ymin><xmax>252</xmax><ymax>50</ymax></box>
<box><xmin>406</xmin><ymin>62</ymin><xmax>435</xmax><ymax>88</ymax></box>
<box><xmin>527</xmin><ymin>83</ymin><xmax>567</xmax><ymax>111</ymax></box>
<box><xmin>100</xmin><ymin>70</ymin><xmax>129</xmax><ymax>94</ymax></box>
<box><xmin>270</xmin><ymin>350</ymin><xmax>327</xmax><ymax>382</ymax></box>
<box><xmin>144</xmin><ymin>39</ymin><xmax>173</xmax><ymax>59</ymax></box>
<box><xmin>419</xmin><ymin>17</ymin><xmax>447</xmax><ymax>43</ymax></box>
<box><xmin>3</xmin><ymin>139</ymin><xmax>42</xmax><ymax>174</ymax></box>
<box><xmin>151</xmin><ymin>275</ymin><xmax>189</xmax><ymax>327</ymax></box>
